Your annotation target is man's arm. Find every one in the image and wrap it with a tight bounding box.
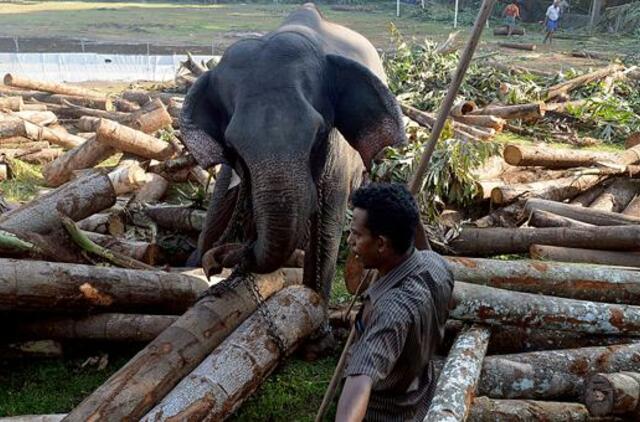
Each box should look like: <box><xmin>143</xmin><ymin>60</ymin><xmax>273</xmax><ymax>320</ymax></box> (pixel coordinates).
<box><xmin>335</xmin><ymin>375</ymin><xmax>373</xmax><ymax>422</ymax></box>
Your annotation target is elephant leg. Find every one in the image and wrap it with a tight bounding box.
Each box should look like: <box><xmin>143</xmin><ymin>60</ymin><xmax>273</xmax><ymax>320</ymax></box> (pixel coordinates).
<box><xmin>186</xmin><ymin>164</ymin><xmax>236</xmax><ymax>266</ymax></box>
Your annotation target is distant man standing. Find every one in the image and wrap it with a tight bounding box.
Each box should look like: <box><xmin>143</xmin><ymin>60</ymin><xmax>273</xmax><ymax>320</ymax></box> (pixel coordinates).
<box><xmin>503</xmin><ymin>1</ymin><xmax>521</xmax><ymax>36</ymax></box>
<box><xmin>335</xmin><ymin>183</ymin><xmax>454</xmax><ymax>422</ymax></box>
<box><xmin>543</xmin><ymin>0</ymin><xmax>561</xmax><ymax>44</ymax></box>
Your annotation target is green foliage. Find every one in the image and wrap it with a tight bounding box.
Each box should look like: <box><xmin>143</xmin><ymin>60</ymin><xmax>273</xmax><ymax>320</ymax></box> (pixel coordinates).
<box><xmin>0</xmin><ymin>158</ymin><xmax>44</xmax><ymax>203</ymax></box>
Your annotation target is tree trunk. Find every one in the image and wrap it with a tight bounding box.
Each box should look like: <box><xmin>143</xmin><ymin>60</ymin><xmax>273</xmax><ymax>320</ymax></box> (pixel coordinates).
<box><xmin>12</xmin><ymin>110</ymin><xmax>58</xmax><ymax>126</ymax></box>
<box><xmin>0</xmin><ymin>258</ymin><xmax>212</xmax><ymax>313</ymax></box>
<box><xmin>530</xmin><ymin>244</ymin><xmax>640</xmax><ymax>268</ymax></box>
<box><xmin>84</xmin><ymin>232</ymin><xmax>163</xmax><ymax>265</ymax></box>
<box><xmin>4</xmin><ymin>73</ymin><xmax>107</xmax><ymax>100</ymax></box>
<box><xmin>401</xmin><ymin>104</ymin><xmax>483</xmax><ymax>142</ymax></box>
<box><xmin>447</xmin><ymin>256</ymin><xmax>640</xmax><ymax>304</ymax></box>
<box><xmin>474</xmin><ymin>201</ymin><xmax>525</xmax><ymax>228</ymax></box>
<box><xmin>589</xmin><ymin>178</ymin><xmax>640</xmax><ymax>212</ymax></box>
<box><xmin>425</xmin><ymin>324</ymin><xmax>491</xmax><ymax>422</ymax></box>
<box><xmin>469</xmin><ymin>397</ymin><xmax>591</xmax><ymax>421</ymax></box>
<box><xmin>452</xmin><ymin>282</ymin><xmax>640</xmax><ymax>336</ymax></box>
<box><xmin>134</xmin><ymin>173</ymin><xmax>169</xmax><ymax>203</ymax></box>
<box><xmin>498</xmin><ymin>42</ymin><xmax>536</xmax><ymax>51</ymax></box>
<box><xmin>23</xmin><ymin>93</ymin><xmax>113</xmax><ymax>110</ymax></box>
<box><xmin>585</xmin><ymin>372</ymin><xmax>640</xmax><ymax>417</ymax></box>
<box><xmin>525</xmin><ymin>198</ymin><xmax>640</xmax><ymax>226</ymax></box>
<box><xmin>474</xmin><ymin>343</ymin><xmax>640</xmax><ymax>400</ymax></box>
<box><xmin>141</xmin><ymin>286</ymin><xmax>324</xmax><ymax>421</ymax></box>
<box><xmin>95</xmin><ymin>118</ymin><xmax>174</xmax><ymax>160</ymax></box>
<box><xmin>570</xmin><ymin>180</ymin><xmax>613</xmax><ymax>206</ymax></box>
<box><xmin>450</xmin><ymin>100</ymin><xmax>477</xmax><ymax>117</ymax></box>
<box><xmin>42</xmin><ymin>137</ymin><xmax>115</xmax><ymax>187</ymax></box>
<box><xmin>545</xmin><ymin>64</ymin><xmax>624</xmax><ymax>100</ymax></box>
<box><xmin>11</xmin><ymin>313</ymin><xmax>178</xmax><ymax>342</ymax></box>
<box><xmin>528</xmin><ymin>210</ymin><xmax>594</xmax><ymax>228</ymax></box>
<box><xmin>0</xmin><ymin>415</ymin><xmax>66</xmax><ymax>422</ymax></box>
<box><xmin>144</xmin><ymin>205</ymin><xmax>205</xmax><ymax>232</ymax></box>
<box><xmin>62</xmin><ymin>270</ymin><xmax>293</xmax><ymax>422</ymax></box>
<box><xmin>107</xmin><ymin>164</ymin><xmax>149</xmax><ymax>195</ymax></box>
<box><xmin>492</xmin><ymin>26</ymin><xmax>526</xmax><ymax>36</ymax></box>
<box><xmin>0</xmin><ymin>172</ymin><xmax>116</xmax><ymax>234</ymax></box>
<box><xmin>0</xmin><ymin>96</ymin><xmax>24</xmax><ymax>111</ymax></box>
<box><xmin>490</xmin><ymin>174</ymin><xmax>602</xmax><ymax>205</ymax></box>
<box><xmin>503</xmin><ymin>144</ymin><xmax>615</xmax><ymax>168</ymax></box>
<box><xmin>120</xmin><ymin>90</ymin><xmax>183</xmax><ymax>106</ymax></box>
<box><xmin>130</xmin><ymin>99</ymin><xmax>172</xmax><ymax>133</ymax></box>
<box><xmin>2</xmin><ymin>118</ymin><xmax>86</xmax><ymax>149</ymax></box>
<box><xmin>452</xmin><ymin>114</ymin><xmax>505</xmax><ymax>131</ymax></box>
<box><xmin>469</xmin><ymin>102</ymin><xmax>546</xmax><ymax>120</ymax></box>
<box><xmin>112</xmin><ymin>98</ymin><xmax>139</xmax><ymax>112</ymax></box>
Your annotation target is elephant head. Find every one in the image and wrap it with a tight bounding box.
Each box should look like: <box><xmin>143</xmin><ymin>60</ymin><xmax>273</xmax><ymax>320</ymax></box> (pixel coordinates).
<box><xmin>181</xmin><ymin>31</ymin><xmax>406</xmax><ymax>275</ymax></box>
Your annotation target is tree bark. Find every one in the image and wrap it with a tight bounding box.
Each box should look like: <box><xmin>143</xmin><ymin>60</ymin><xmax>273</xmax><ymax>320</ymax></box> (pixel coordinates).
<box><xmin>447</xmin><ymin>256</ymin><xmax>640</xmax><ymax>304</ymax></box>
<box><xmin>12</xmin><ymin>110</ymin><xmax>58</xmax><ymax>126</ymax></box>
<box><xmin>141</xmin><ymin>286</ymin><xmax>324</xmax><ymax>421</ymax></box>
<box><xmin>120</xmin><ymin>90</ymin><xmax>183</xmax><ymax>106</ymax></box>
<box><xmin>530</xmin><ymin>244</ymin><xmax>640</xmax><ymax>268</ymax></box>
<box><xmin>0</xmin><ymin>415</ymin><xmax>66</xmax><ymax>422</ymax></box>
<box><xmin>18</xmin><ymin>148</ymin><xmax>65</xmax><ymax>165</ymax></box>
<box><xmin>4</xmin><ymin>73</ymin><xmax>107</xmax><ymax>100</ymax></box>
<box><xmin>469</xmin><ymin>397</ymin><xmax>591</xmax><ymax>421</ymax></box>
<box><xmin>503</xmin><ymin>144</ymin><xmax>615</xmax><ymax>168</ymax></box>
<box><xmin>95</xmin><ymin>118</ymin><xmax>174</xmax><ymax>160</ymax></box>
<box><xmin>490</xmin><ymin>174</ymin><xmax>602</xmax><ymax>205</ymax></box>
<box><xmin>62</xmin><ymin>270</ymin><xmax>293</xmax><ymax>422</ymax></box>
<box><xmin>4</xmin><ymin>118</ymin><xmax>85</xmax><ymax>149</ymax></box>
<box><xmin>112</xmin><ymin>98</ymin><xmax>139</xmax><ymax>112</ymax></box>
<box><xmin>570</xmin><ymin>180</ymin><xmax>613</xmax><ymax>206</ymax></box>
<box><xmin>626</xmin><ymin>133</ymin><xmax>640</xmax><ymax>150</ymax></box>
<box><xmin>42</xmin><ymin>137</ymin><xmax>115</xmax><ymax>187</ymax></box>
<box><xmin>130</xmin><ymin>99</ymin><xmax>172</xmax><ymax>133</ymax></box>
<box><xmin>473</xmin><ymin>201</ymin><xmax>525</xmax><ymax>228</ymax></box>
<box><xmin>0</xmin><ymin>258</ymin><xmax>212</xmax><ymax>313</ymax></box>
<box><xmin>525</xmin><ymin>198</ymin><xmax>640</xmax><ymax>226</ymax></box>
<box><xmin>452</xmin><ymin>282</ymin><xmax>640</xmax><ymax>336</ymax></box>
<box><xmin>469</xmin><ymin>102</ymin><xmax>546</xmax><ymax>120</ymax></box>
<box><xmin>492</xmin><ymin>26</ymin><xmax>526</xmax><ymax>36</ymax></box>
<box><xmin>11</xmin><ymin>313</ymin><xmax>178</xmax><ymax>342</ymax></box>
<box><xmin>144</xmin><ymin>205</ymin><xmax>205</xmax><ymax>232</ymax></box>
<box><xmin>22</xmin><ymin>93</ymin><xmax>113</xmax><ymax>110</ymax></box>
<box><xmin>589</xmin><ymin>178</ymin><xmax>640</xmax><ymax>212</ymax></box>
<box><xmin>0</xmin><ymin>96</ymin><xmax>24</xmax><ymax>111</ymax></box>
<box><xmin>452</xmin><ymin>114</ymin><xmax>505</xmax><ymax>131</ymax></box>
<box><xmin>84</xmin><ymin>232</ymin><xmax>163</xmax><ymax>266</ymax></box>
<box><xmin>585</xmin><ymin>372</ymin><xmax>640</xmax><ymax>417</ymax></box>
<box><xmin>77</xmin><ymin>212</ymin><xmax>123</xmax><ymax>235</ymax></box>
<box><xmin>623</xmin><ymin>196</ymin><xmax>640</xmax><ymax>217</ymax></box>
<box><xmin>107</xmin><ymin>164</ymin><xmax>149</xmax><ymax>195</ymax></box>
<box><xmin>425</xmin><ymin>324</ymin><xmax>491</xmax><ymax>422</ymax></box>
<box><xmin>76</xmin><ymin>116</ymin><xmax>100</xmax><ymax>132</ymax></box>
<box><xmin>44</xmin><ymin>103</ymin><xmax>130</xmax><ymax>121</ymax></box>
<box><xmin>528</xmin><ymin>210</ymin><xmax>594</xmax><ymax>228</ymax></box>
<box><xmin>450</xmin><ymin>100</ymin><xmax>477</xmax><ymax>117</ymax></box>
<box><xmin>134</xmin><ymin>173</ymin><xmax>169</xmax><ymax>203</ymax></box>
<box><xmin>401</xmin><ymin>104</ymin><xmax>483</xmax><ymax>142</ymax></box>
<box><xmin>545</xmin><ymin>64</ymin><xmax>624</xmax><ymax>100</ymax></box>
<box><xmin>498</xmin><ymin>42</ymin><xmax>536</xmax><ymax>51</ymax></box>
<box><xmin>0</xmin><ymin>172</ymin><xmax>116</xmax><ymax>234</ymax></box>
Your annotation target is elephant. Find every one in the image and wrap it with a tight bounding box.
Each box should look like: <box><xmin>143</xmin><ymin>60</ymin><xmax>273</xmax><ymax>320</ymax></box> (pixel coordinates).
<box><xmin>181</xmin><ymin>3</ymin><xmax>406</xmax><ymax>303</ymax></box>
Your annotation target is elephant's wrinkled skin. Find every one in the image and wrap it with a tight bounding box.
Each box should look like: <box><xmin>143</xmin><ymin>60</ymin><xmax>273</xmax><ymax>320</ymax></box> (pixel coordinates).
<box><xmin>181</xmin><ymin>3</ymin><xmax>406</xmax><ymax>301</ymax></box>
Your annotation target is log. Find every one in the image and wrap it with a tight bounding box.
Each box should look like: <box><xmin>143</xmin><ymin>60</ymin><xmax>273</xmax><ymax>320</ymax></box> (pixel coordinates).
<box><xmin>424</xmin><ymin>324</ymin><xmax>490</xmax><ymax>422</ymax></box>
<box><xmin>450</xmin><ymin>225</ymin><xmax>640</xmax><ymax>256</ymax></box>
<box><xmin>474</xmin><ymin>201</ymin><xmax>524</xmax><ymax>228</ymax></box>
<box><xmin>469</xmin><ymin>397</ymin><xmax>590</xmax><ymax>421</ymax></box>
<box><xmin>63</xmin><ymin>270</ymin><xmax>293</xmax><ymax>421</ymax></box>
<box><xmin>623</xmin><ymin>196</ymin><xmax>640</xmax><ymax>217</ymax></box>
<box><xmin>95</xmin><ymin>118</ymin><xmax>174</xmax><ymax>160</ymax></box>
<box><xmin>77</xmin><ymin>212</ymin><xmax>123</xmax><ymax>235</ymax></box>
<box><xmin>144</xmin><ymin>205</ymin><xmax>205</xmax><ymax>232</ymax></box>
<box><xmin>0</xmin><ymin>141</ymin><xmax>49</xmax><ymax>150</ymax></box>
<box><xmin>4</xmin><ymin>73</ymin><xmax>107</xmax><ymax>100</ymax></box>
<box><xmin>545</xmin><ymin>99</ymin><xmax>588</xmax><ymax>114</ymax></box>
<box><xmin>447</xmin><ymin>256</ymin><xmax>640</xmax><ymax>304</ymax></box>
<box><xmin>141</xmin><ymin>286</ymin><xmax>324</xmax><ymax>421</ymax></box>
<box><xmin>76</xmin><ymin>116</ymin><xmax>100</xmax><ymax>132</ymax></box>
<box><xmin>528</xmin><ymin>210</ymin><xmax>594</xmax><ymax>228</ymax></box>
<box><xmin>84</xmin><ymin>232</ymin><xmax>163</xmax><ymax>266</ymax></box>
<box><xmin>545</xmin><ymin>64</ymin><xmax>624</xmax><ymax>100</ymax></box>
<box><xmin>490</xmin><ymin>175</ymin><xmax>602</xmax><ymax>205</ymax></box>
<box><xmin>401</xmin><ymin>104</ymin><xmax>483</xmax><ymax>142</ymax></box>
<box><xmin>120</xmin><ymin>90</ymin><xmax>183</xmax><ymax>106</ymax></box>
<box><xmin>530</xmin><ymin>244</ymin><xmax>640</xmax><ymax>268</ymax></box>
<box><xmin>0</xmin><ymin>96</ymin><xmax>24</xmax><ymax>111</ymax></box>
<box><xmin>24</xmin><ymin>93</ymin><xmax>112</xmax><ymax>110</ymax></box>
<box><xmin>112</xmin><ymin>98</ymin><xmax>139</xmax><ymax>112</ymax></box>
<box><xmin>1</xmin><ymin>117</ymin><xmax>84</xmax><ymax>149</ymax></box>
<box><xmin>107</xmin><ymin>164</ymin><xmax>149</xmax><ymax>195</ymax></box>
<box><xmin>130</xmin><ymin>99</ymin><xmax>172</xmax><ymax>133</ymax></box>
<box><xmin>435</xmin><ymin>31</ymin><xmax>461</xmax><ymax>55</ymax></box>
<box><xmin>589</xmin><ymin>178</ymin><xmax>640</xmax><ymax>212</ymax></box>
<box><xmin>0</xmin><ymin>257</ymin><xmax>212</xmax><ymax>313</ymax></box>
<box><xmin>525</xmin><ymin>198</ymin><xmax>640</xmax><ymax>226</ymax></box>
<box><xmin>469</xmin><ymin>102</ymin><xmax>546</xmax><ymax>120</ymax></box>
<box><xmin>0</xmin><ymin>163</ymin><xmax>7</xmax><ymax>181</ymax></box>
<box><xmin>22</xmin><ymin>104</ymin><xmax>48</xmax><ymax>111</ymax></box>
<box><xmin>12</xmin><ymin>111</ymin><xmax>58</xmax><ymax>126</ymax></box>
<box><xmin>503</xmin><ymin>144</ymin><xmax>615</xmax><ymax>168</ymax></box>
<box><xmin>12</xmin><ymin>313</ymin><xmax>178</xmax><ymax>342</ymax></box>
<box><xmin>498</xmin><ymin>42</ymin><xmax>536</xmax><ymax>51</ymax></box>
<box><xmin>585</xmin><ymin>372</ymin><xmax>640</xmax><ymax>416</ymax></box>
<box><xmin>450</xmin><ymin>100</ymin><xmax>478</xmax><ymax>117</ymax></box>
<box><xmin>492</xmin><ymin>26</ymin><xmax>526</xmax><ymax>36</ymax></box>
<box><xmin>570</xmin><ymin>181</ymin><xmax>612</xmax><ymax>206</ymax></box>
<box><xmin>148</xmin><ymin>153</ymin><xmax>196</xmax><ymax>177</ymax></box>
<box><xmin>0</xmin><ymin>415</ymin><xmax>66</xmax><ymax>422</ymax></box>
<box><xmin>42</xmin><ymin>137</ymin><xmax>116</xmax><ymax>187</ymax></box>
<box><xmin>452</xmin><ymin>114</ymin><xmax>505</xmax><ymax>131</ymax></box>
<box><xmin>18</xmin><ymin>148</ymin><xmax>64</xmax><ymax>165</ymax></box>
<box><xmin>44</xmin><ymin>103</ymin><xmax>130</xmax><ymax>121</ymax></box>
<box><xmin>475</xmin><ymin>343</ymin><xmax>640</xmax><ymax>400</ymax></box>
<box><xmin>134</xmin><ymin>173</ymin><xmax>169</xmax><ymax>202</ymax></box>
<box><xmin>452</xmin><ymin>282</ymin><xmax>640</xmax><ymax>336</ymax></box>
<box><xmin>0</xmin><ymin>172</ymin><xmax>116</xmax><ymax>234</ymax></box>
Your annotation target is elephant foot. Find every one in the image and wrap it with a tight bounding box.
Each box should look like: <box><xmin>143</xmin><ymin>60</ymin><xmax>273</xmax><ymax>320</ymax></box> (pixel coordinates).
<box><xmin>202</xmin><ymin>243</ymin><xmax>246</xmax><ymax>278</ymax></box>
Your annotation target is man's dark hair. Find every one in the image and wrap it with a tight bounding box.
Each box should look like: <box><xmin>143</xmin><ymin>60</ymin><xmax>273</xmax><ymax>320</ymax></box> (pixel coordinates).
<box><xmin>351</xmin><ymin>183</ymin><xmax>419</xmax><ymax>254</ymax></box>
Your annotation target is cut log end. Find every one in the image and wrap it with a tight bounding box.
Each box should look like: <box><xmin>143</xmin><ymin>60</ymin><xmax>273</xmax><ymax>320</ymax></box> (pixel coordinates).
<box><xmin>503</xmin><ymin>144</ymin><xmax>523</xmax><ymax>166</ymax></box>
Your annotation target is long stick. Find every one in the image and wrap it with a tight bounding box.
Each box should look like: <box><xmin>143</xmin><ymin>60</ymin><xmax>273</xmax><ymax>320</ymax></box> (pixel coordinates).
<box><xmin>408</xmin><ymin>0</ymin><xmax>496</xmax><ymax>194</ymax></box>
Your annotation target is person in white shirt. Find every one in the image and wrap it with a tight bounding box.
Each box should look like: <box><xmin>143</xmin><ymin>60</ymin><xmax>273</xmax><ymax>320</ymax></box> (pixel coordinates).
<box><xmin>543</xmin><ymin>0</ymin><xmax>561</xmax><ymax>44</ymax></box>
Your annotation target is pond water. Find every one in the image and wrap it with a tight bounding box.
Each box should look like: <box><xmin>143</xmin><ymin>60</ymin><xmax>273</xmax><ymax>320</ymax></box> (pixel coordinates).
<box><xmin>0</xmin><ymin>53</ymin><xmax>217</xmax><ymax>83</ymax></box>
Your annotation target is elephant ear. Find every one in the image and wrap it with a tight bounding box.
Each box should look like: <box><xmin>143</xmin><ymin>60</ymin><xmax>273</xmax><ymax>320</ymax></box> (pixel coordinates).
<box><xmin>180</xmin><ymin>69</ymin><xmax>229</xmax><ymax>169</ymax></box>
<box><xmin>327</xmin><ymin>54</ymin><xmax>407</xmax><ymax>170</ymax></box>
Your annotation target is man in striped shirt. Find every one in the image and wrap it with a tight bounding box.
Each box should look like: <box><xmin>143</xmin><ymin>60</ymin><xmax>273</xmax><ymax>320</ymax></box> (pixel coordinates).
<box><xmin>335</xmin><ymin>183</ymin><xmax>454</xmax><ymax>422</ymax></box>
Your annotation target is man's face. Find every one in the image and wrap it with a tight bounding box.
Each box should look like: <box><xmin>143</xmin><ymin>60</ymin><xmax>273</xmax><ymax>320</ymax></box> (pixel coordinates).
<box><xmin>347</xmin><ymin>208</ymin><xmax>382</xmax><ymax>269</ymax></box>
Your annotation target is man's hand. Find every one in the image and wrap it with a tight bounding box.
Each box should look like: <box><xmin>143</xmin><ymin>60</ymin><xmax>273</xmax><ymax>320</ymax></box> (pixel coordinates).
<box><xmin>335</xmin><ymin>375</ymin><xmax>373</xmax><ymax>422</ymax></box>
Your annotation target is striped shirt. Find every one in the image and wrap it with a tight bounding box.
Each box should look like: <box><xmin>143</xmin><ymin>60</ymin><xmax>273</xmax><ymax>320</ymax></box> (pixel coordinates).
<box><xmin>344</xmin><ymin>249</ymin><xmax>454</xmax><ymax>421</ymax></box>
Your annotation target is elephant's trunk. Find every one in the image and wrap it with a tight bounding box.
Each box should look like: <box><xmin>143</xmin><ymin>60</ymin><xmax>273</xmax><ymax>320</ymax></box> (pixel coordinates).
<box><xmin>244</xmin><ymin>161</ymin><xmax>315</xmax><ymax>274</ymax></box>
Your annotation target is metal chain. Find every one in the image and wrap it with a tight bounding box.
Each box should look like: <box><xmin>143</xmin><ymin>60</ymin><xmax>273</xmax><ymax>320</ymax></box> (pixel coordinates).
<box><xmin>242</xmin><ymin>272</ymin><xmax>288</xmax><ymax>356</ymax></box>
